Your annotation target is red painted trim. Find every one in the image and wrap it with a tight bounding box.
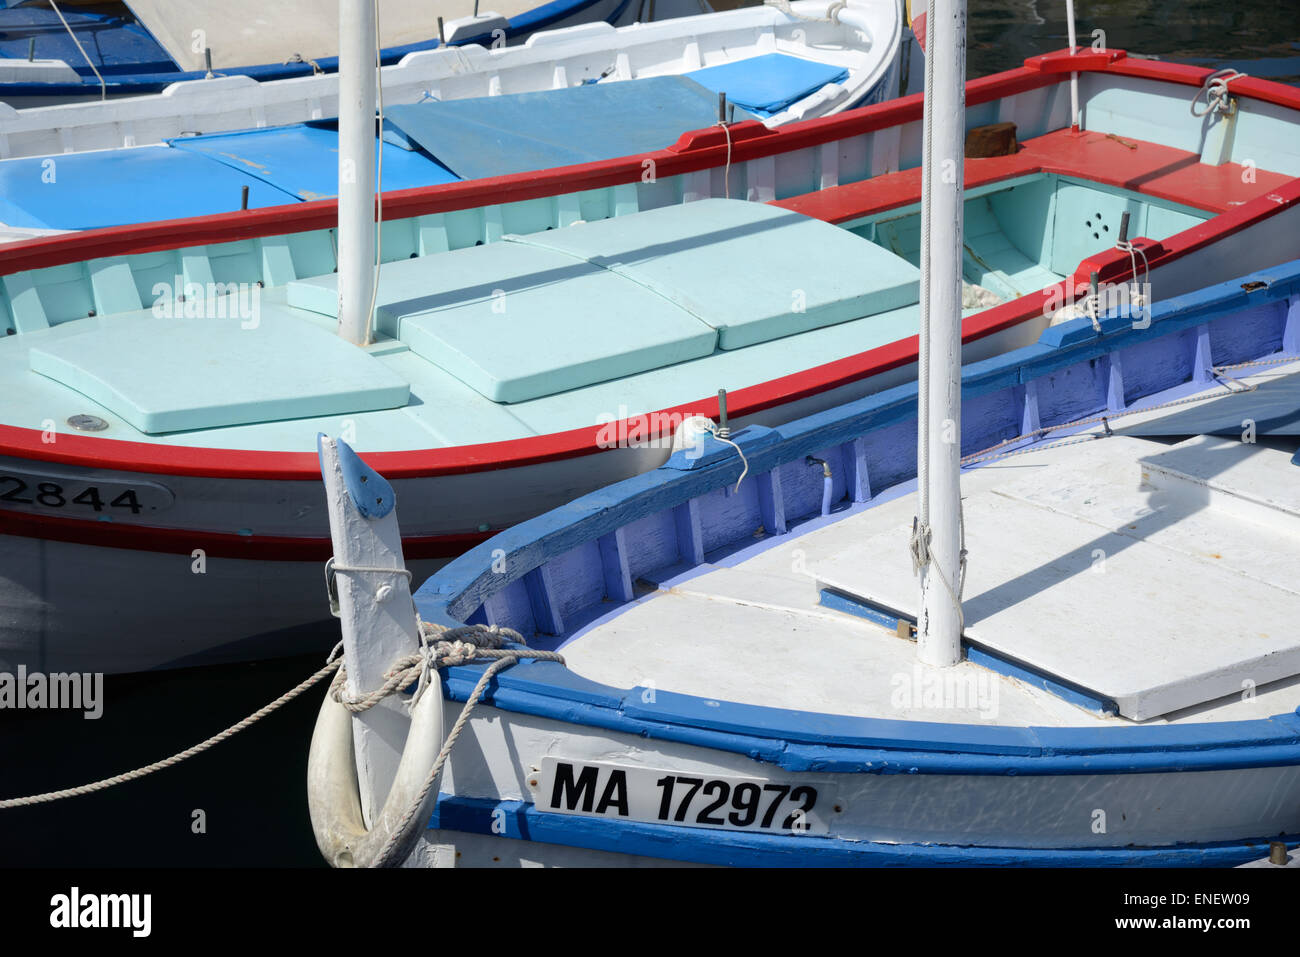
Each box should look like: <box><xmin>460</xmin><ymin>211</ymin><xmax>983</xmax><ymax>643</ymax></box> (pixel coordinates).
<box><xmin>1023</xmin><ymin>49</ymin><xmax>1127</xmax><ymax>74</ymax></box>
<box><xmin>0</xmin><ymin>509</ymin><xmax>491</xmax><ymax>561</ymax></box>
<box><xmin>774</xmin><ymin>127</ymin><xmax>1291</xmax><ymax>223</ymax></box>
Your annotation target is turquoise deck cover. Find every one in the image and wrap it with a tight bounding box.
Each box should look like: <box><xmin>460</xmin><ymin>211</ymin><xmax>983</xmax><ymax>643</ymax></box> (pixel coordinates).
<box><xmin>381</xmin><ymin>76</ymin><xmax>754</xmax><ymax>181</ymax></box>
<box><xmin>0</xmin><ymin>146</ymin><xmax>300</xmax><ymax>230</ymax></box>
<box><xmin>286</xmin><ymin>199</ymin><xmax>919</xmax><ymax>403</ymax></box>
<box><xmin>520</xmin><ymin>199</ymin><xmax>920</xmax><ymax>350</ymax></box>
<box><xmin>288</xmin><ymin>240</ymin><xmax>720</xmax><ymax>404</ymax></box>
<box><xmin>28</xmin><ymin>312</ymin><xmax>410</xmax><ymax>433</ymax></box>
<box><xmin>683</xmin><ymin>53</ymin><xmax>850</xmax><ymax>117</ymax></box>
<box><xmin>168</xmin><ymin>123</ymin><xmax>458</xmax><ymax>200</ymax></box>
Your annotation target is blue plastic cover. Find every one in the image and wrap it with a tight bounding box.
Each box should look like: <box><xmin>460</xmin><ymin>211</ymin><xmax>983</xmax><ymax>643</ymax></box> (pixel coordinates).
<box><xmin>383</xmin><ymin>76</ymin><xmax>752</xmax><ymax>181</ymax></box>
<box><xmin>0</xmin><ymin>8</ymin><xmax>176</xmax><ymax>75</ymax></box>
<box><xmin>683</xmin><ymin>52</ymin><xmax>849</xmax><ymax>117</ymax></box>
<box><xmin>0</xmin><ymin>146</ymin><xmax>299</xmax><ymax>230</ymax></box>
<box><xmin>168</xmin><ymin>123</ymin><xmax>458</xmax><ymax>201</ymax></box>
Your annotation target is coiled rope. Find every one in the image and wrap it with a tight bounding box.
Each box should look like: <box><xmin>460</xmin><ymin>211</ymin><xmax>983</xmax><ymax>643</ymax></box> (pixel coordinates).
<box><xmin>1190</xmin><ymin>69</ymin><xmax>1247</xmax><ymax>118</ymax></box>
<box><xmin>323</xmin><ymin>620</ymin><xmax>563</xmax><ymax>867</ymax></box>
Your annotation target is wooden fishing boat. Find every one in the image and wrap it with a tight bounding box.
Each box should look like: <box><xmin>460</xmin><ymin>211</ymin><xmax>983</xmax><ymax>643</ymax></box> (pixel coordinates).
<box><xmin>0</xmin><ymin>0</ymin><xmax>641</xmax><ymax>106</ymax></box>
<box><xmin>1</xmin><ymin>48</ymin><xmax>1298</xmax><ymax>673</ymax></box>
<box><xmin>308</xmin><ymin>257</ymin><xmax>1300</xmax><ymax>867</ymax></box>
<box><xmin>0</xmin><ymin>0</ymin><xmax>903</xmax><ymax>159</ymax></box>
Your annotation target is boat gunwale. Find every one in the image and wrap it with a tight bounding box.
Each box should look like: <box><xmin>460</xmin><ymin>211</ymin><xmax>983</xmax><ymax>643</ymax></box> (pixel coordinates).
<box><xmin>407</xmin><ymin>260</ymin><xmax>1300</xmax><ymax>774</ymax></box>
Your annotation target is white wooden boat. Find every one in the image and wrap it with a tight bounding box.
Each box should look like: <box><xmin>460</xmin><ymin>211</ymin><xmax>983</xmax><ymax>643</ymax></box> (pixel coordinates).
<box><xmin>0</xmin><ymin>0</ymin><xmax>645</xmax><ymax>107</ymax></box>
<box><xmin>0</xmin><ymin>0</ymin><xmax>903</xmax><ymax>159</ymax></box>
<box><xmin>1</xmin><ymin>47</ymin><xmax>1299</xmax><ymax>674</ymax></box>
<box><xmin>307</xmin><ymin>257</ymin><xmax>1300</xmax><ymax>868</ymax></box>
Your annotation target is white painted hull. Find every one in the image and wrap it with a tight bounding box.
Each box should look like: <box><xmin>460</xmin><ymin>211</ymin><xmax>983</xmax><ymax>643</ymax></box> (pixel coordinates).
<box><xmin>0</xmin><ymin>0</ymin><xmax>902</xmax><ymax>153</ymax></box>
<box><xmin>407</xmin><ymin>704</ymin><xmax>1300</xmax><ymax>866</ymax></box>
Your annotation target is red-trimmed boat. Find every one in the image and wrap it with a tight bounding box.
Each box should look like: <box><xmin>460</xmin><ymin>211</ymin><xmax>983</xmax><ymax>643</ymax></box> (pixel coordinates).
<box><xmin>2</xmin><ymin>49</ymin><xmax>1299</xmax><ymax>672</ymax></box>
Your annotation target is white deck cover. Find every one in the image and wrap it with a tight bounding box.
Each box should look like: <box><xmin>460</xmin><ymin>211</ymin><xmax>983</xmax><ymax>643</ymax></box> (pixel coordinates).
<box><xmin>125</xmin><ymin>0</ymin><xmax>540</xmax><ymax>72</ymax></box>
<box><xmin>812</xmin><ymin>432</ymin><xmax>1300</xmax><ymax>720</ymax></box>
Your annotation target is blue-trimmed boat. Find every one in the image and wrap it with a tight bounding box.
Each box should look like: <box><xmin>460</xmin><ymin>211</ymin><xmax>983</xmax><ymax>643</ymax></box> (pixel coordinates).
<box><xmin>0</xmin><ymin>0</ymin><xmax>640</xmax><ymax>106</ymax></box>
<box><xmin>309</xmin><ymin>258</ymin><xmax>1300</xmax><ymax>867</ymax></box>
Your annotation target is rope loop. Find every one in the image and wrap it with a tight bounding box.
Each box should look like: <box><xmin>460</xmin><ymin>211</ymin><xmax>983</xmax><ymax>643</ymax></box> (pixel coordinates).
<box><xmin>328</xmin><ymin>621</ymin><xmax>562</xmax><ymax>716</ymax></box>
<box><xmin>1190</xmin><ymin>69</ymin><xmax>1246</xmax><ymax>118</ymax></box>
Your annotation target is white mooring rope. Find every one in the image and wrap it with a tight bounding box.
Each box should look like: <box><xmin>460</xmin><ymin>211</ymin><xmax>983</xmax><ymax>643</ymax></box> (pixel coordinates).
<box><xmin>0</xmin><ymin>622</ymin><xmax>559</xmax><ymax>816</ymax></box>
<box><xmin>48</xmin><ymin>0</ymin><xmax>107</xmax><ymax>100</ymax></box>
<box><xmin>1190</xmin><ymin>69</ymin><xmax>1248</xmax><ymax>118</ymax></box>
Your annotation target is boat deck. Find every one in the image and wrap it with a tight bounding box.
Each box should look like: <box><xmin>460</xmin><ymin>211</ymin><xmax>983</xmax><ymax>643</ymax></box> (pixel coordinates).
<box><xmin>558</xmin><ymin>365</ymin><xmax>1300</xmax><ymax>728</ymax></box>
<box><xmin>1</xmin><ymin>156</ymin><xmax>1225</xmax><ymax>454</ymax></box>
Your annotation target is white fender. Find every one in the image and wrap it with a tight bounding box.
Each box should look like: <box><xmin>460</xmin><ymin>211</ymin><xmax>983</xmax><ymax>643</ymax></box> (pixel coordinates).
<box><xmin>307</xmin><ymin>681</ymin><xmax>445</xmax><ymax>868</ymax></box>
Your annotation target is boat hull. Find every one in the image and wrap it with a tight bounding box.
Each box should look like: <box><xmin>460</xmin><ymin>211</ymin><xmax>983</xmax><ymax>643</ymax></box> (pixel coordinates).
<box><xmin>403</xmin><ymin>702</ymin><xmax>1300</xmax><ymax>866</ymax></box>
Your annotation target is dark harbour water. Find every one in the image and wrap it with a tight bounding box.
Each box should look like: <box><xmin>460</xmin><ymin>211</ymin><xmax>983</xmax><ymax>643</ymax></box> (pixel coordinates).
<box><xmin>2</xmin><ymin>0</ymin><xmax>1298</xmax><ymax>869</ymax></box>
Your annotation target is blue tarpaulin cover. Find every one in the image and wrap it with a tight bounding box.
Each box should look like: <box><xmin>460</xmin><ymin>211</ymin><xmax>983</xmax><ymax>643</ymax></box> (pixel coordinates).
<box><xmin>0</xmin><ymin>123</ymin><xmax>460</xmax><ymax>230</ymax></box>
<box><xmin>0</xmin><ymin>146</ymin><xmax>299</xmax><ymax>230</ymax></box>
<box><xmin>383</xmin><ymin>75</ymin><xmax>753</xmax><ymax>181</ymax></box>
<box><xmin>683</xmin><ymin>52</ymin><xmax>849</xmax><ymax>117</ymax></box>
<box><xmin>168</xmin><ymin>123</ymin><xmax>458</xmax><ymax>201</ymax></box>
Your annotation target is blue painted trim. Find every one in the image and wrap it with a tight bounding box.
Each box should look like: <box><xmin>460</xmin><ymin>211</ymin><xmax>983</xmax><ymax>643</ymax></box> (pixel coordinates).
<box><xmin>818</xmin><ymin>587</ymin><xmax>908</xmax><ymax>632</ymax></box>
<box><xmin>429</xmin><ymin>795</ymin><xmax>1300</xmax><ymax>867</ymax></box>
<box><xmin>412</xmin><ymin>260</ymin><xmax>1300</xmax><ymax>779</ymax></box>
<box><xmin>965</xmin><ymin>646</ymin><xmax>1117</xmax><ymax>716</ymax></box>
<box><xmin>816</xmin><ymin>588</ymin><xmax>1116</xmax><ymax>714</ymax></box>
<box><xmin>330</xmin><ymin>437</ymin><xmax>395</xmax><ymax>519</ymax></box>
<box><xmin>430</xmin><ymin>660</ymin><xmax>1300</xmax><ymax>775</ymax></box>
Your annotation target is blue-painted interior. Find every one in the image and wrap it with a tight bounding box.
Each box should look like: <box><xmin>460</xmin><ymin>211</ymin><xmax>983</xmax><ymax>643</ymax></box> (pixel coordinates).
<box><xmin>409</xmin><ymin>259</ymin><xmax>1300</xmax><ymax>775</ymax></box>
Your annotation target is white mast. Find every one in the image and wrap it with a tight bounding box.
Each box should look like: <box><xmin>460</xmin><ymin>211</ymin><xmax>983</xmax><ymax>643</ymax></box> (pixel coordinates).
<box><xmin>1065</xmin><ymin>0</ymin><xmax>1080</xmax><ymax>131</ymax></box>
<box><xmin>337</xmin><ymin>0</ymin><xmax>377</xmax><ymax>346</ymax></box>
<box><xmin>914</xmin><ymin>0</ymin><xmax>966</xmax><ymax>667</ymax></box>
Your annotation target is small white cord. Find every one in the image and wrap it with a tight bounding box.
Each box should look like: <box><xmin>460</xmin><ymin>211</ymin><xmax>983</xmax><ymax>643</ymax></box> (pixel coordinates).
<box><xmin>48</xmin><ymin>0</ymin><xmax>106</xmax><ymax>101</ymax></box>
<box><xmin>699</xmin><ymin>419</ymin><xmax>749</xmax><ymax>492</ymax></box>
<box><xmin>363</xmin><ymin>0</ymin><xmax>385</xmax><ymax>346</ymax></box>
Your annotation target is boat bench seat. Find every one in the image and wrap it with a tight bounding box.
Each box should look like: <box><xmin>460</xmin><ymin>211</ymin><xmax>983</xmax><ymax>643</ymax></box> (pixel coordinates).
<box><xmin>27</xmin><ymin>309</ymin><xmax>410</xmax><ymax>434</ymax></box>
<box><xmin>286</xmin><ymin>199</ymin><xmax>919</xmax><ymax>403</ymax></box>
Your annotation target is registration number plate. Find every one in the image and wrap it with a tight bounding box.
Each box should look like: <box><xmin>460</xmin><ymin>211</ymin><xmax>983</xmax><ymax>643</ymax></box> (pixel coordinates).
<box><xmin>531</xmin><ymin>758</ymin><xmax>828</xmax><ymax>835</ymax></box>
<box><xmin>0</xmin><ymin>467</ymin><xmax>173</xmax><ymax>516</ymax></box>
